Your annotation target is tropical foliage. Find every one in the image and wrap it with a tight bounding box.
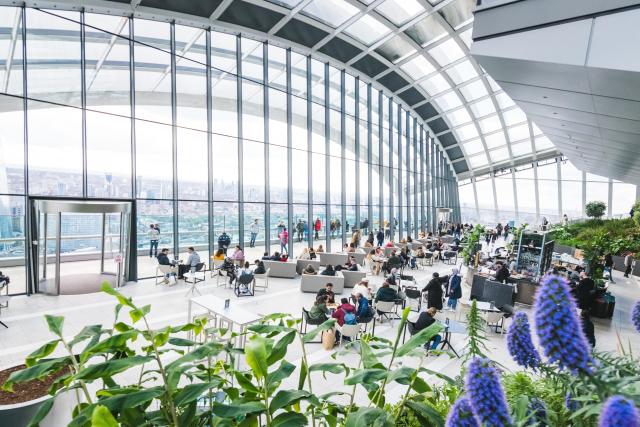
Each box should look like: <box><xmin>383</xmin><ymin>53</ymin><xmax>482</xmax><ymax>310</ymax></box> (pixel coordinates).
<box><xmin>585</xmin><ymin>201</ymin><xmax>607</xmax><ymax>219</ymax></box>
<box><xmin>461</xmin><ymin>225</ymin><xmax>485</xmax><ymax>265</ymax></box>
<box><xmin>549</xmin><ymin>217</ymin><xmax>640</xmax><ymax>256</ymax></box>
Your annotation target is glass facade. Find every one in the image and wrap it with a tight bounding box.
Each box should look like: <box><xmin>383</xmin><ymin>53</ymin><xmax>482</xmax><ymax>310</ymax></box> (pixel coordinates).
<box><xmin>0</xmin><ymin>6</ymin><xmax>458</xmax><ymax>295</ymax></box>
<box><xmin>459</xmin><ymin>158</ymin><xmax>637</xmax><ymax>226</ymax></box>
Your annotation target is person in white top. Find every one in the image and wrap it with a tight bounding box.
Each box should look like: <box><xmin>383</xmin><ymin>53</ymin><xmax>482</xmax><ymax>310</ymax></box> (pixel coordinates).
<box><xmin>249</xmin><ymin>219</ymin><xmax>260</xmax><ymax>248</ymax></box>
<box><xmin>351</xmin><ymin>279</ymin><xmax>372</xmax><ymax>300</ymax></box>
<box><xmin>148</xmin><ymin>224</ymin><xmax>160</xmax><ymax>258</ymax></box>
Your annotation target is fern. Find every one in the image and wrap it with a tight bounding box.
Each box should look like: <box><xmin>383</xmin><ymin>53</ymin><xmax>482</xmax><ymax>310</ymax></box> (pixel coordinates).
<box><xmin>462</xmin><ymin>300</ymin><xmax>489</xmax><ymax>365</ymax></box>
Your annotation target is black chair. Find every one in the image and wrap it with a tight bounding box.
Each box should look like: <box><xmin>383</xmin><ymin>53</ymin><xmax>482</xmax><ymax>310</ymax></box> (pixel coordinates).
<box><xmin>404</xmin><ymin>288</ymin><xmax>422</xmax><ymax>312</ymax></box>
<box><xmin>235</xmin><ymin>273</ymin><xmax>254</xmax><ymax>297</ymax></box>
<box><xmin>300</xmin><ymin>308</ymin><xmax>327</xmax><ymax>343</ymax></box>
<box><xmin>442</xmin><ymin>251</ymin><xmax>457</xmax><ymax>265</ymax></box>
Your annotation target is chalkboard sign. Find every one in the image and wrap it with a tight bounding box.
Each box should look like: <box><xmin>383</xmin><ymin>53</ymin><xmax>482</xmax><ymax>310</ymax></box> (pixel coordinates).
<box><xmin>482</xmin><ymin>280</ymin><xmax>514</xmax><ymax>309</ymax></box>
<box><xmin>471</xmin><ymin>274</ymin><xmax>487</xmax><ymax>300</ymax></box>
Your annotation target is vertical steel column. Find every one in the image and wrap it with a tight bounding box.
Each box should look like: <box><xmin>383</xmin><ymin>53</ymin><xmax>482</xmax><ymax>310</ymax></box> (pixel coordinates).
<box><xmin>286</xmin><ymin>49</ymin><xmax>294</xmax><ymax>253</ymax></box>
<box><xmin>607</xmin><ymin>179</ymin><xmax>613</xmax><ymax>218</ymax></box>
<box><xmin>397</xmin><ymin>106</ymin><xmax>403</xmax><ymax>239</ymax></box>
<box><xmin>340</xmin><ymin>70</ymin><xmax>346</xmax><ymax>246</ymax></box>
<box><xmin>413</xmin><ymin>118</ymin><xmax>418</xmax><ymax>236</ymax></box>
<box><xmin>378</xmin><ymin>91</ymin><xmax>383</xmax><ymax>233</ymax></box>
<box><xmin>419</xmin><ymin>125</ymin><xmax>425</xmax><ymax>232</ymax></box>
<box><xmin>170</xmin><ymin>22</ymin><xmax>179</xmax><ymax>256</ymax></box>
<box><xmin>425</xmin><ymin>133</ymin><xmax>431</xmax><ymax>231</ymax></box>
<box><xmin>324</xmin><ymin>63</ymin><xmax>330</xmax><ymax>251</ymax></box>
<box><xmin>557</xmin><ymin>160</ymin><xmax>562</xmax><ymax>219</ymax></box>
<box><xmin>388</xmin><ymin>98</ymin><xmax>394</xmax><ymax>240</ymax></box>
<box><xmin>306</xmin><ymin>56</ymin><xmax>313</xmax><ymax>248</ymax></box>
<box><xmin>581</xmin><ymin>171</ymin><xmax>586</xmax><ymax>218</ymax></box>
<box><xmin>354</xmin><ymin>78</ymin><xmax>360</xmax><ymax>233</ymax></box>
<box><xmin>491</xmin><ymin>175</ymin><xmax>498</xmax><ymax>221</ymax></box>
<box><xmin>533</xmin><ymin>164</ymin><xmax>540</xmax><ymax>224</ymax></box>
<box><xmin>263</xmin><ymin>43</ymin><xmax>271</xmax><ymax>254</ymax></box>
<box><xmin>367</xmin><ymin>84</ymin><xmax>373</xmax><ymax>232</ymax></box>
<box><xmin>472</xmin><ymin>179</ymin><xmax>480</xmax><ymax>220</ymax></box>
<box><xmin>55</xmin><ymin>212</ymin><xmax>61</xmax><ymax>295</ymax></box>
<box><xmin>128</xmin><ymin>17</ymin><xmax>137</xmax><ymax>281</ymax></box>
<box><xmin>236</xmin><ymin>35</ymin><xmax>244</xmax><ymax>248</ymax></box>
<box><xmin>206</xmin><ymin>30</ymin><xmax>215</xmax><ymax>261</ymax></box>
<box><xmin>512</xmin><ymin>172</ymin><xmax>519</xmax><ymax>220</ymax></box>
<box><xmin>80</xmin><ymin>10</ymin><xmax>88</xmax><ymax>198</ymax></box>
<box><xmin>405</xmin><ymin>111</ymin><xmax>410</xmax><ymax>237</ymax></box>
<box><xmin>21</xmin><ymin>7</ymin><xmax>33</xmax><ymax>294</ymax></box>
<box><xmin>100</xmin><ymin>213</ymin><xmax>106</xmax><ymax>273</ymax></box>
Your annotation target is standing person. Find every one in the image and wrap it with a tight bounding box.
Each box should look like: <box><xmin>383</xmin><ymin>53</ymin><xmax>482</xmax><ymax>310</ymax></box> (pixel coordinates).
<box><xmin>541</xmin><ymin>216</ymin><xmax>549</xmax><ymax>231</ymax></box>
<box><xmin>422</xmin><ymin>272</ymin><xmax>444</xmax><ymax>311</ymax></box>
<box><xmin>624</xmin><ymin>252</ymin><xmax>634</xmax><ymax>278</ymax></box>
<box><xmin>314</xmin><ymin>217</ymin><xmax>321</xmax><ymax>240</ymax></box>
<box><xmin>335</xmin><ymin>218</ymin><xmax>341</xmax><ymax>238</ymax></box>
<box><xmin>249</xmin><ymin>219</ymin><xmax>260</xmax><ymax>248</ymax></box>
<box><xmin>447</xmin><ymin>268</ymin><xmax>462</xmax><ymax>311</ymax></box>
<box><xmin>330</xmin><ymin>220</ymin><xmax>336</xmax><ymax>239</ymax></box>
<box><xmin>303</xmin><ymin>221</ymin><xmax>309</xmax><ymax>242</ymax></box>
<box><xmin>496</xmin><ymin>223</ymin><xmax>503</xmax><ymax>238</ymax></box>
<box><xmin>148</xmin><ymin>224</ymin><xmax>160</xmax><ymax>258</ymax></box>
<box><xmin>562</xmin><ymin>214</ymin><xmax>569</xmax><ymax>226</ymax></box>
<box><xmin>296</xmin><ymin>220</ymin><xmax>304</xmax><ymax>242</ymax></box>
<box><xmin>603</xmin><ymin>253</ymin><xmax>615</xmax><ymax>283</ymax></box>
<box><xmin>276</xmin><ymin>220</ymin><xmax>286</xmax><ymax>239</ymax></box>
<box><xmin>503</xmin><ymin>224</ymin><xmax>510</xmax><ymax>238</ymax></box>
<box><xmin>376</xmin><ymin>229</ymin><xmax>384</xmax><ymax>247</ymax></box>
<box><xmin>351</xmin><ymin>228</ymin><xmax>361</xmax><ymax>248</ymax></box>
<box><xmin>280</xmin><ymin>227</ymin><xmax>289</xmax><ymax>255</ymax></box>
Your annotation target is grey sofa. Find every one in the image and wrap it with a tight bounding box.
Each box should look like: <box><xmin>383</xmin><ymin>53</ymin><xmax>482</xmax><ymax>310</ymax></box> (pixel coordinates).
<box><xmin>347</xmin><ymin>250</ymin><xmax>367</xmax><ymax>265</ymax></box>
<box><xmin>341</xmin><ymin>269</ymin><xmax>366</xmax><ymax>288</ymax></box>
<box><xmin>300</xmin><ymin>271</ymin><xmax>344</xmax><ymax>293</ymax></box>
<box><xmin>318</xmin><ymin>252</ymin><xmax>348</xmax><ymax>267</ymax></box>
<box><xmin>296</xmin><ymin>259</ymin><xmax>322</xmax><ymax>275</ymax></box>
<box><xmin>262</xmin><ymin>260</ymin><xmax>298</xmax><ymax>278</ymax></box>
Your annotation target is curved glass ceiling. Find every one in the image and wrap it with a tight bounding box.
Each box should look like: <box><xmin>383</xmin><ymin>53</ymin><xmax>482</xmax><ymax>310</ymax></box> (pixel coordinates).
<box><xmin>23</xmin><ymin>0</ymin><xmax>560</xmax><ymax>178</ymax></box>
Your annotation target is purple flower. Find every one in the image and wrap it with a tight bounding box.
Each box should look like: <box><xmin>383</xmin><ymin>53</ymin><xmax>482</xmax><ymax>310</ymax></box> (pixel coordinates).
<box><xmin>446</xmin><ymin>396</ymin><xmax>480</xmax><ymax>427</ymax></box>
<box><xmin>632</xmin><ymin>300</ymin><xmax>640</xmax><ymax>334</ymax></box>
<box><xmin>525</xmin><ymin>398</ymin><xmax>547</xmax><ymax>426</ymax></box>
<box><xmin>507</xmin><ymin>312</ymin><xmax>541</xmax><ymax>369</ymax></box>
<box><xmin>599</xmin><ymin>396</ymin><xmax>640</xmax><ymax>427</ymax></box>
<box><xmin>565</xmin><ymin>393</ymin><xmax>578</xmax><ymax>411</ymax></box>
<box><xmin>534</xmin><ymin>275</ymin><xmax>593</xmax><ymax>374</ymax></box>
<box><xmin>466</xmin><ymin>358</ymin><xmax>513</xmax><ymax>427</ymax></box>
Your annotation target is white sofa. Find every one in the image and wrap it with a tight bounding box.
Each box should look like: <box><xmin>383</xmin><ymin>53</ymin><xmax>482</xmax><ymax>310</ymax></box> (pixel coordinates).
<box><xmin>296</xmin><ymin>259</ymin><xmax>322</xmax><ymax>275</ymax></box>
<box><xmin>341</xmin><ymin>269</ymin><xmax>367</xmax><ymax>288</ymax></box>
<box><xmin>318</xmin><ymin>252</ymin><xmax>348</xmax><ymax>267</ymax></box>
<box><xmin>262</xmin><ymin>260</ymin><xmax>298</xmax><ymax>278</ymax></box>
<box><xmin>300</xmin><ymin>271</ymin><xmax>344</xmax><ymax>293</ymax></box>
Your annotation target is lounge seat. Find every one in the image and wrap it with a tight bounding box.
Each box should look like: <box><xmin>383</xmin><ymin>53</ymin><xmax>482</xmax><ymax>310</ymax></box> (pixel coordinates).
<box><xmin>262</xmin><ymin>260</ymin><xmax>298</xmax><ymax>278</ymax></box>
<box><xmin>296</xmin><ymin>259</ymin><xmax>322</xmax><ymax>275</ymax></box>
<box><xmin>300</xmin><ymin>271</ymin><xmax>344</xmax><ymax>293</ymax></box>
<box><xmin>318</xmin><ymin>252</ymin><xmax>348</xmax><ymax>267</ymax></box>
<box><xmin>341</xmin><ymin>269</ymin><xmax>366</xmax><ymax>288</ymax></box>
<box><xmin>347</xmin><ymin>250</ymin><xmax>367</xmax><ymax>265</ymax></box>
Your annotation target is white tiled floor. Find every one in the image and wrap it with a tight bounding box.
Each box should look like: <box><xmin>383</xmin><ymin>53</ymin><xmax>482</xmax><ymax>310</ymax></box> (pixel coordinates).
<box><xmin>1</xmin><ymin>255</ymin><xmax>638</xmax><ymax>405</ymax></box>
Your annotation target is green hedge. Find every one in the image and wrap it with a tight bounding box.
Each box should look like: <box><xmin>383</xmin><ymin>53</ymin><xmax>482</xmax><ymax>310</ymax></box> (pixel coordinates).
<box><xmin>549</xmin><ymin>217</ymin><xmax>640</xmax><ymax>256</ymax></box>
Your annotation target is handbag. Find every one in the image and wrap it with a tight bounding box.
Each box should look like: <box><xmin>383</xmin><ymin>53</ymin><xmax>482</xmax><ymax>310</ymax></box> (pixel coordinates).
<box><xmin>321</xmin><ymin>328</ymin><xmax>336</xmax><ymax>350</ymax></box>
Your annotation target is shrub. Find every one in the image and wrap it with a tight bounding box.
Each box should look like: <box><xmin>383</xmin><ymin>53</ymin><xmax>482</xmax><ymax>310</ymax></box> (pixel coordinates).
<box><xmin>585</xmin><ymin>201</ymin><xmax>607</xmax><ymax>219</ymax></box>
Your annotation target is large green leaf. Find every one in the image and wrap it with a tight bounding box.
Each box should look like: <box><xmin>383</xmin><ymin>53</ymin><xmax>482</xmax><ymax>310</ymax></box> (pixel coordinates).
<box><xmin>267</xmin><ymin>360</ymin><xmax>296</xmax><ymax>388</ymax></box>
<box><xmin>3</xmin><ymin>357</ymin><xmax>70</xmax><ymax>391</ymax></box>
<box><xmin>302</xmin><ymin>318</ymin><xmax>336</xmax><ymax>343</ymax></box>
<box><xmin>83</xmin><ymin>331</ymin><xmax>139</xmax><ymax>358</ymax></box>
<box><xmin>385</xmin><ymin>367</ymin><xmax>416</xmax><ymax>385</ymax></box>
<box><xmin>45</xmin><ymin>315</ymin><xmax>64</xmax><ymax>337</ymax></box>
<box><xmin>167</xmin><ymin>337</ymin><xmax>196</xmax><ymax>347</ymax></box>
<box><xmin>173</xmin><ymin>381</ymin><xmax>221</xmax><ymax>406</ymax></box>
<box><xmin>271</xmin><ymin>412</ymin><xmax>308</xmax><ymax>427</ymax></box>
<box><xmin>68</xmin><ymin>325</ymin><xmax>105</xmax><ymax>347</ymax></box>
<box><xmin>234</xmin><ymin>372</ymin><xmax>259</xmax><ymax>393</ymax></box>
<box><xmin>27</xmin><ymin>398</ymin><xmax>54</xmax><ymax>427</ymax></box>
<box><xmin>245</xmin><ymin>335</ymin><xmax>269</xmax><ymax>380</ymax></box>
<box><xmin>404</xmin><ymin>401</ymin><xmax>444</xmax><ymax>427</ymax></box>
<box><xmin>267</xmin><ymin>331</ymin><xmax>296</xmax><ymax>366</ymax></box>
<box><xmin>211</xmin><ymin>401</ymin><xmax>265</xmax><ymax>419</ymax></box>
<box><xmin>129</xmin><ymin>304</ymin><xmax>151</xmax><ymax>324</ymax></box>
<box><xmin>344</xmin><ymin>368</ymin><xmax>387</xmax><ymax>386</ymax></box>
<box><xmin>308</xmin><ymin>363</ymin><xmax>346</xmax><ymax>375</ymax></box>
<box><xmin>101</xmin><ymin>283</ymin><xmax>134</xmax><ymax>308</ymax></box>
<box><xmin>25</xmin><ymin>340</ymin><xmax>60</xmax><ymax>367</ymax></box>
<box><xmin>165</xmin><ymin>341</ymin><xmax>224</xmax><ymax>371</ymax></box>
<box><xmin>344</xmin><ymin>407</ymin><xmax>394</xmax><ymax>427</ymax></box>
<box><xmin>297</xmin><ymin>359</ymin><xmax>308</xmax><ymax>391</ymax></box>
<box><xmin>396</xmin><ymin>322</ymin><xmax>444</xmax><ymax>357</ymax></box>
<box><xmin>247</xmin><ymin>324</ymin><xmax>292</xmax><ymax>335</ymax></box>
<box><xmin>359</xmin><ymin>341</ymin><xmax>382</xmax><ymax>369</ymax></box>
<box><xmin>269</xmin><ymin>389</ymin><xmax>311</xmax><ymax>412</ymax></box>
<box><xmin>90</xmin><ymin>405</ymin><xmax>119</xmax><ymax>427</ymax></box>
<box><xmin>75</xmin><ymin>356</ymin><xmax>153</xmax><ymax>381</ymax></box>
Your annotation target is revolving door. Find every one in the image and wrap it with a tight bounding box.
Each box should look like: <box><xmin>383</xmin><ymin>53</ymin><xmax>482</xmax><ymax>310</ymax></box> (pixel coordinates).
<box><xmin>29</xmin><ymin>200</ymin><xmax>133</xmax><ymax>295</ymax></box>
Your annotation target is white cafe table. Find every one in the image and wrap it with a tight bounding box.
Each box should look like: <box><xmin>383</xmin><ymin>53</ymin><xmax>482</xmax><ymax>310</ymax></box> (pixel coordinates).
<box><xmin>461</xmin><ymin>300</ymin><xmax>501</xmax><ymax>312</ymax></box>
<box><xmin>187</xmin><ymin>294</ymin><xmax>263</xmax><ymax>349</ymax></box>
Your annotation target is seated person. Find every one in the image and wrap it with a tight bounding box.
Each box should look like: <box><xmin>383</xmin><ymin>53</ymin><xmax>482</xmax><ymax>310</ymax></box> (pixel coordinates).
<box><xmin>385</xmin><ymin>240</ymin><xmax>395</xmax><ymax>248</ymax></box>
<box><xmin>344</xmin><ymin>256</ymin><xmax>359</xmax><ymax>271</ymax></box>
<box><xmin>351</xmin><ymin>279</ymin><xmax>372</xmax><ymax>301</ymax></box>
<box><xmin>298</xmin><ymin>247</ymin><xmax>311</xmax><ymax>260</ymax></box>
<box><xmin>355</xmin><ymin>292</ymin><xmax>372</xmax><ymax>321</ymax></box>
<box><xmin>386</xmin><ymin>269</ymin><xmax>398</xmax><ymax>286</ymax></box>
<box><xmin>385</xmin><ymin>252</ymin><xmax>403</xmax><ymax>273</ymax></box>
<box><xmin>492</xmin><ymin>261</ymin><xmax>510</xmax><ymax>284</ymax></box>
<box><xmin>342</xmin><ymin>243</ymin><xmax>350</xmax><ymax>253</ymax></box>
<box><xmin>261</xmin><ymin>252</ymin><xmax>271</xmax><ymax>260</ymax></box>
<box><xmin>280</xmin><ymin>253</ymin><xmax>289</xmax><ymax>262</ymax></box>
<box><xmin>238</xmin><ymin>261</ymin><xmax>254</xmax><ymax>292</ymax></box>
<box><xmin>316</xmin><ymin>244</ymin><xmax>325</xmax><ymax>253</ymax></box>
<box><xmin>399</xmin><ymin>248</ymin><xmax>410</xmax><ymax>265</ymax></box>
<box><xmin>309</xmin><ymin>247</ymin><xmax>317</xmax><ymax>260</ymax></box>
<box><xmin>400</xmin><ymin>238</ymin><xmax>407</xmax><ymax>244</ymax></box>
<box><xmin>332</xmin><ymin>297</ymin><xmax>357</xmax><ymax>326</ymax></box>
<box><xmin>407</xmin><ymin>307</ymin><xmax>442</xmax><ymax>350</ymax></box>
<box><xmin>363</xmin><ymin>240</ymin><xmax>373</xmax><ymax>249</ymax></box>
<box><xmin>303</xmin><ymin>264</ymin><xmax>317</xmax><ymax>275</ymax></box>
<box><xmin>231</xmin><ymin>245</ymin><xmax>244</xmax><ymax>263</ymax></box>
<box><xmin>375</xmin><ymin>281</ymin><xmax>398</xmax><ymax>303</ymax></box>
<box><xmin>308</xmin><ymin>295</ymin><xmax>330</xmax><ymax>321</ymax></box>
<box><xmin>334</xmin><ymin>264</ymin><xmax>343</xmax><ymax>271</ymax></box>
<box><xmin>321</xmin><ymin>264</ymin><xmax>336</xmax><ymax>276</ymax></box>
<box><xmin>221</xmin><ymin>257</ymin><xmax>238</xmax><ymax>284</ymax></box>
<box><xmin>581</xmin><ymin>309</ymin><xmax>596</xmax><ymax>347</ymax></box>
<box><xmin>239</xmin><ymin>261</ymin><xmax>253</xmax><ymax>277</ymax></box>
<box><xmin>178</xmin><ymin>247</ymin><xmax>201</xmax><ymax>279</ymax></box>
<box><xmin>316</xmin><ymin>283</ymin><xmax>335</xmax><ymax>304</ymax></box>
<box><xmin>0</xmin><ymin>270</ymin><xmax>9</xmax><ymax>286</ymax></box>
<box><xmin>254</xmin><ymin>260</ymin><xmax>266</xmax><ymax>275</ymax></box>
<box><xmin>407</xmin><ymin>236</ymin><xmax>413</xmax><ymax>243</ymax></box>
<box><xmin>416</xmin><ymin>248</ymin><xmax>426</xmax><ymax>259</ymax></box>
<box><xmin>270</xmin><ymin>251</ymin><xmax>281</xmax><ymax>261</ymax></box>
<box><xmin>212</xmin><ymin>249</ymin><xmax>225</xmax><ymax>262</ymax></box>
<box><xmin>156</xmin><ymin>248</ymin><xmax>177</xmax><ymax>283</ymax></box>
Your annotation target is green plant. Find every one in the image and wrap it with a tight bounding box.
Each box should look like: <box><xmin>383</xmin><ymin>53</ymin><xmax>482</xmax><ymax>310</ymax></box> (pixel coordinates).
<box><xmin>585</xmin><ymin>201</ymin><xmax>606</xmax><ymax>220</ymax></box>
<box><xmin>508</xmin><ymin>223</ymin><xmax>528</xmax><ymax>252</ymax></box>
<box><xmin>461</xmin><ymin>225</ymin><xmax>485</xmax><ymax>265</ymax></box>
<box><xmin>462</xmin><ymin>300</ymin><xmax>489</xmax><ymax>365</ymax></box>
<box><xmin>2</xmin><ymin>284</ymin><xmax>447</xmax><ymax>427</ymax></box>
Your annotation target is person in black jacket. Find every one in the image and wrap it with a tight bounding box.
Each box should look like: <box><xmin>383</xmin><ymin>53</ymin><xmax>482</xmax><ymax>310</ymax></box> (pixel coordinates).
<box><xmin>581</xmin><ymin>309</ymin><xmax>596</xmax><ymax>348</ymax></box>
<box><xmin>576</xmin><ymin>272</ymin><xmax>595</xmax><ymax>310</ymax></box>
<box><xmin>493</xmin><ymin>261</ymin><xmax>510</xmax><ymax>284</ymax></box>
<box><xmin>156</xmin><ymin>248</ymin><xmax>176</xmax><ymax>283</ymax></box>
<box><xmin>603</xmin><ymin>253</ymin><xmax>614</xmax><ymax>283</ymax></box>
<box><xmin>408</xmin><ymin>307</ymin><xmax>442</xmax><ymax>350</ymax></box>
<box><xmin>376</xmin><ymin>229</ymin><xmax>384</xmax><ymax>247</ymax></box>
<box><xmin>422</xmin><ymin>273</ymin><xmax>444</xmax><ymax>310</ymax></box>
<box><xmin>321</xmin><ymin>264</ymin><xmax>336</xmax><ymax>276</ymax></box>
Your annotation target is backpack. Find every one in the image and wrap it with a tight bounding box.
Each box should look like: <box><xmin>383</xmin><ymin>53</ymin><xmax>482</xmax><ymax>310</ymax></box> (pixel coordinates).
<box><xmin>343</xmin><ymin>311</ymin><xmax>357</xmax><ymax>325</ymax></box>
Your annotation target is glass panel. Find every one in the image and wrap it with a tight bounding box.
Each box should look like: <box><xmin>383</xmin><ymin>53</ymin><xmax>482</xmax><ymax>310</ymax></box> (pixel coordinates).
<box><xmin>375</xmin><ymin>0</ymin><xmax>425</xmax><ymax>26</ymax></box>
<box><xmin>463</xmin><ymin>138</ymin><xmax>484</xmax><ymax>155</ymax></box>
<box><xmin>86</xmin><ymin>111</ymin><xmax>131</xmax><ymax>198</ymax></box>
<box><xmin>178</xmin><ymin>201</ymin><xmax>209</xmax><ymax>261</ymax></box>
<box><xmin>0</xmin><ymin>195</ymin><xmax>25</xmax><ymax>295</ymax></box>
<box><xmin>455</xmin><ymin>123</ymin><xmax>479</xmax><ymax>141</ymax></box>
<box><xmin>404</xmin><ymin>14</ymin><xmax>446</xmax><ymax>47</ymax></box>
<box><xmin>484</xmin><ymin>131</ymin><xmax>506</xmax><ymax>149</ymax></box>
<box><xmin>439</xmin><ymin>0</ymin><xmax>475</xmax><ymax>29</ymax></box>
<box><xmin>612</xmin><ymin>182</ymin><xmax>636</xmax><ymax>216</ymax></box>
<box><xmin>213</xmin><ymin>201</ymin><xmax>239</xmax><ymax>250</ymax></box>
<box><xmin>428</xmin><ymin>38</ymin><xmax>464</xmax><ymax>67</ymax></box>
<box><xmin>28</xmin><ymin>101</ymin><xmax>83</xmax><ymax>196</ymax></box>
<box><xmin>177</xmin><ymin>128</ymin><xmax>208</xmax><ymax>200</ymax></box>
<box><xmin>474</xmin><ymin>177</ymin><xmax>493</xmax><ymax>210</ymax></box>
<box><xmin>0</xmin><ymin>95</ymin><xmax>24</xmax><ymax>194</ymax></box>
<box><xmin>503</xmin><ymin>107</ymin><xmax>527</xmax><ymax>126</ymax></box>
<box><xmin>496</xmin><ymin>92</ymin><xmax>516</xmax><ymax>109</ymax></box>
<box><xmin>418</xmin><ymin>73</ymin><xmax>450</xmax><ymax>96</ymax></box>
<box><xmin>243</xmin><ymin>140</ymin><xmax>265</xmax><ymax>202</ymax></box>
<box><xmin>468</xmin><ymin>153</ymin><xmax>488</xmax><ymax>168</ymax></box>
<box><xmin>447</xmin><ymin>107</ymin><xmax>472</xmax><ymax>127</ymax></box>
<box><xmin>469</xmin><ymin>98</ymin><xmax>495</xmax><ymax>118</ymax></box>
<box><xmin>459</xmin><ymin>79</ymin><xmax>488</xmax><ymax>102</ymax></box>
<box><xmin>537</xmin><ymin>163</ymin><xmax>558</xmax><ymax>218</ymax></box>
<box><xmin>303</xmin><ymin>0</ymin><xmax>358</xmax><ymax>27</ymax></box>
<box><xmin>375</xmin><ymin>35</ymin><xmax>416</xmax><ymax>64</ymax></box>
<box><xmin>176</xmin><ymin>26</ymin><xmax>207</xmax><ymax>131</ymax></box>
<box><xmin>244</xmin><ymin>203</ymin><xmax>265</xmax><ymax>259</ymax></box>
<box><xmin>459</xmin><ymin>28</ymin><xmax>473</xmax><ymax>48</ymax></box>
<box><xmin>490</xmin><ymin>147</ymin><xmax>510</xmax><ymax>163</ymax></box>
<box><xmin>0</xmin><ymin>7</ymin><xmax>23</xmax><ymax>96</ymax></box>
<box><xmin>535</xmin><ymin>136</ymin><xmax>555</xmax><ymax>151</ymax></box>
<box><xmin>494</xmin><ymin>176</ymin><xmax>515</xmax><ymax>211</ymax></box>
<box><xmin>136</xmin><ymin>119</ymin><xmax>173</xmax><ymax>199</ymax></box>
<box><xmin>136</xmin><ymin>200</ymin><xmax>173</xmax><ymax>278</ymax></box>
<box><xmin>270</xmin><ymin>144</ymin><xmax>288</xmax><ymax>204</ymax></box>
<box><xmin>399</xmin><ymin>55</ymin><xmax>435</xmax><ymax>80</ymax></box>
<box><xmin>344</xmin><ymin>14</ymin><xmax>391</xmax><ymax>45</ymax></box>
<box><xmin>508</xmin><ymin>124</ymin><xmax>529</xmax><ymax>141</ymax></box>
<box><xmin>446</xmin><ymin>60</ymin><xmax>478</xmax><ymax>85</ymax></box>
<box><xmin>212</xmin><ymin>32</ymin><xmax>238</xmax><ymax>137</ymax></box>
<box><xmin>479</xmin><ymin>115</ymin><xmax>501</xmax><ymax>134</ymax></box>
<box><xmin>212</xmin><ymin>135</ymin><xmax>238</xmax><ymax>201</ymax></box>
<box><xmin>433</xmin><ymin>91</ymin><xmax>462</xmax><ymax>111</ymax></box>
<box><xmin>511</xmin><ymin>140</ymin><xmax>532</xmax><ymax>157</ymax></box>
